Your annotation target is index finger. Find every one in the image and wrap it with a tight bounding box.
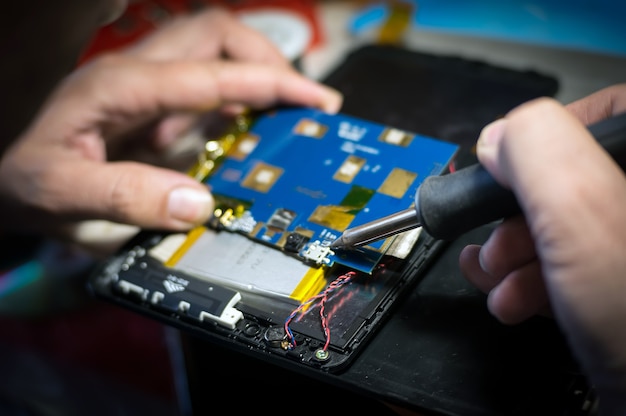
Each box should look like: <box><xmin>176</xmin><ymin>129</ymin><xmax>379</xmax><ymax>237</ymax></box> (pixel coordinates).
<box><xmin>125</xmin><ymin>7</ymin><xmax>290</xmax><ymax>67</ymax></box>
<box><xmin>40</xmin><ymin>54</ymin><xmax>342</xmax><ymax>142</ymax></box>
<box><xmin>566</xmin><ymin>83</ymin><xmax>626</xmax><ymax>125</ymax></box>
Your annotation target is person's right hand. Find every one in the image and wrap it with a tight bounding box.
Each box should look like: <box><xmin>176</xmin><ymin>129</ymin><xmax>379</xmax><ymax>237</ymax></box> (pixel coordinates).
<box><xmin>459</xmin><ymin>83</ymin><xmax>626</xmax><ymax>413</ymax></box>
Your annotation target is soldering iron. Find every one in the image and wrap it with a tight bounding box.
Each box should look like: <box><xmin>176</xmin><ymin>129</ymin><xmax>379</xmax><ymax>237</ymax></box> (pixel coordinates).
<box><xmin>330</xmin><ymin>112</ymin><xmax>626</xmax><ymax>249</ymax></box>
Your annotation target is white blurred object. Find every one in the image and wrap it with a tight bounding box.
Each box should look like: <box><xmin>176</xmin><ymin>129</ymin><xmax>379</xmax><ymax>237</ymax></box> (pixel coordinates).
<box><xmin>238</xmin><ymin>8</ymin><xmax>312</xmax><ymax>61</ymax></box>
<box><xmin>69</xmin><ymin>220</ymin><xmax>140</xmax><ymax>259</ymax></box>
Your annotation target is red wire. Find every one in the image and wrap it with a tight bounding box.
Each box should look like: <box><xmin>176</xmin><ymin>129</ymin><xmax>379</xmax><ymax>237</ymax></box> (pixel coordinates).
<box><xmin>284</xmin><ymin>271</ymin><xmax>357</xmax><ymax>351</ymax></box>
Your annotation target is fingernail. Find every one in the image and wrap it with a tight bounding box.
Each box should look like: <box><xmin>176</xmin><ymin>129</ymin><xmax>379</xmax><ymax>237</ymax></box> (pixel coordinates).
<box><xmin>476</xmin><ymin>118</ymin><xmax>507</xmax><ymax>162</ymax></box>
<box><xmin>168</xmin><ymin>187</ymin><xmax>214</xmax><ymax>224</ymax></box>
<box><xmin>478</xmin><ymin>248</ymin><xmax>489</xmax><ymax>274</ymax></box>
<box><xmin>477</xmin><ymin>118</ymin><xmax>507</xmax><ymax>148</ymax></box>
<box><xmin>321</xmin><ymin>87</ymin><xmax>343</xmax><ymax>114</ymax></box>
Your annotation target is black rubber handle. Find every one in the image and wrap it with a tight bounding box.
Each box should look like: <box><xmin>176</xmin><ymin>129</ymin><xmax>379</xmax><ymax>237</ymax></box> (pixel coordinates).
<box><xmin>416</xmin><ymin>163</ymin><xmax>519</xmax><ymax>240</ymax></box>
<box><xmin>417</xmin><ymin>112</ymin><xmax>626</xmax><ymax>240</ymax></box>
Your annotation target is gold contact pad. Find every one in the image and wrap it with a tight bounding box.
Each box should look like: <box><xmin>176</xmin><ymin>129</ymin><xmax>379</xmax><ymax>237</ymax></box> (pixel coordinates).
<box><xmin>293</xmin><ymin>119</ymin><xmax>328</xmax><ymax>138</ymax></box>
<box><xmin>377</xmin><ymin>168</ymin><xmax>417</xmax><ymax>198</ymax></box>
<box><xmin>333</xmin><ymin>155</ymin><xmax>366</xmax><ymax>184</ymax></box>
<box><xmin>378</xmin><ymin>127</ymin><xmax>414</xmax><ymax>147</ymax></box>
<box><xmin>229</xmin><ymin>133</ymin><xmax>259</xmax><ymax>161</ymax></box>
<box><xmin>241</xmin><ymin>162</ymin><xmax>283</xmax><ymax>193</ymax></box>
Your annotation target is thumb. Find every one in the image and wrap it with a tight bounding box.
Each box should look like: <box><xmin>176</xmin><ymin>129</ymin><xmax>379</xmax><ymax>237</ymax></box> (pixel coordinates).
<box><xmin>61</xmin><ymin>160</ymin><xmax>214</xmax><ymax>230</ymax></box>
<box><xmin>475</xmin><ymin>117</ymin><xmax>509</xmax><ymax>187</ymax></box>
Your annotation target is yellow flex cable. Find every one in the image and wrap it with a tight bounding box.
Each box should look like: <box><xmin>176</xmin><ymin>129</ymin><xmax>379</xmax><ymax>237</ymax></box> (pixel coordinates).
<box><xmin>377</xmin><ymin>0</ymin><xmax>415</xmax><ymax>45</ymax></box>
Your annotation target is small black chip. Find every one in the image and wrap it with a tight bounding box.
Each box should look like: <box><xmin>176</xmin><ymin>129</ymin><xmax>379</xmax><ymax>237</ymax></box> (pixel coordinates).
<box><xmin>284</xmin><ymin>232</ymin><xmax>310</xmax><ymax>253</ymax></box>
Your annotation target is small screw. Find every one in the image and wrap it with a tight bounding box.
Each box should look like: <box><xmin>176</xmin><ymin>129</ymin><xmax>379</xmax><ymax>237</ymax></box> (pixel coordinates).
<box><xmin>314</xmin><ymin>349</ymin><xmax>330</xmax><ymax>361</ymax></box>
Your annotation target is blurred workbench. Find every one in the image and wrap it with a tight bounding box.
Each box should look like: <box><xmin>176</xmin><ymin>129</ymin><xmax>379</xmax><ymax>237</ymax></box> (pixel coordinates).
<box><xmin>303</xmin><ymin>1</ymin><xmax>625</xmax><ymax>104</ymax></box>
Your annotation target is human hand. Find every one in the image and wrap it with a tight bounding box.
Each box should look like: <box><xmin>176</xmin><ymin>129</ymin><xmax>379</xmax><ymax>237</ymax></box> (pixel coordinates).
<box><xmin>0</xmin><ymin>7</ymin><xmax>342</xmax><ymax>249</ymax></box>
<box><xmin>118</xmin><ymin>7</ymin><xmax>308</xmax><ymax>148</ymax></box>
<box><xmin>459</xmin><ymin>83</ymin><xmax>626</xmax><ymax>411</ymax></box>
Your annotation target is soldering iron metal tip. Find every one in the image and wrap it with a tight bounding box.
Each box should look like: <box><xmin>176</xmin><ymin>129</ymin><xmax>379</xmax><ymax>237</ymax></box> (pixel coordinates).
<box><xmin>329</xmin><ymin>236</ymin><xmax>346</xmax><ymax>250</ymax></box>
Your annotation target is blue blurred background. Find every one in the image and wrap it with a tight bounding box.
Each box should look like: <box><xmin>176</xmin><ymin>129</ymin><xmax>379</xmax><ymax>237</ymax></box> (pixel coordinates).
<box><xmin>349</xmin><ymin>0</ymin><xmax>626</xmax><ymax>57</ymax></box>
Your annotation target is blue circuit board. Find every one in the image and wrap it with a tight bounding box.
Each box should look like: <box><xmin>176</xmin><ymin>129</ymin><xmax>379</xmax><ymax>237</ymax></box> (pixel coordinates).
<box><xmin>205</xmin><ymin>107</ymin><xmax>458</xmax><ymax>273</ymax></box>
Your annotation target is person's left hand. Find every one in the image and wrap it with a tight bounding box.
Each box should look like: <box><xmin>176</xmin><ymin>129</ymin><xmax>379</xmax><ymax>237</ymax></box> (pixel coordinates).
<box><xmin>0</xmin><ymin>7</ymin><xmax>342</xmax><ymax>251</ymax></box>
<box><xmin>117</xmin><ymin>7</ymin><xmax>306</xmax><ymax>149</ymax></box>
